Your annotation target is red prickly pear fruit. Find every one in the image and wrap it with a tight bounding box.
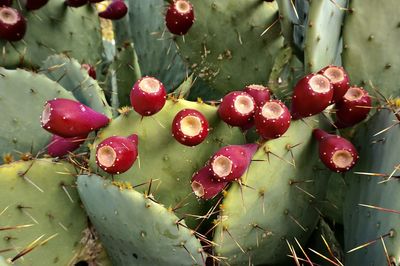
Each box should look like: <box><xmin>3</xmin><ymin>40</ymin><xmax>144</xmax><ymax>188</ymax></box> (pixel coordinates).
<box><xmin>218</xmin><ymin>91</ymin><xmax>255</xmax><ymax>128</ymax></box>
<box><xmin>82</xmin><ymin>63</ymin><xmax>96</xmax><ymax>79</ymax></box>
<box><xmin>89</xmin><ymin>0</ymin><xmax>103</xmax><ymax>2</ymax></box>
<box><xmin>40</xmin><ymin>98</ymin><xmax>110</xmax><ymax>138</ymax></box>
<box><xmin>47</xmin><ymin>134</ymin><xmax>87</xmax><ymax>157</ymax></box>
<box><xmin>255</xmin><ymin>100</ymin><xmax>291</xmax><ymax>140</ymax></box>
<box><xmin>130</xmin><ymin>76</ymin><xmax>167</xmax><ymax>116</ymax></box>
<box><xmin>0</xmin><ymin>7</ymin><xmax>26</xmax><ymax>42</ymax></box>
<box><xmin>65</xmin><ymin>0</ymin><xmax>87</xmax><ymax>7</ymax></box>
<box><xmin>24</xmin><ymin>0</ymin><xmax>49</xmax><ymax>10</ymax></box>
<box><xmin>334</xmin><ymin>87</ymin><xmax>372</xmax><ymax>128</ymax></box>
<box><xmin>0</xmin><ymin>0</ymin><xmax>12</xmax><ymax>7</ymax></box>
<box><xmin>171</xmin><ymin>108</ymin><xmax>209</xmax><ymax>146</ymax></box>
<box><xmin>243</xmin><ymin>84</ymin><xmax>271</xmax><ymax>107</ymax></box>
<box><xmin>209</xmin><ymin>144</ymin><xmax>258</xmax><ymax>182</ymax></box>
<box><xmin>98</xmin><ymin>0</ymin><xmax>127</xmax><ymax>20</ymax></box>
<box><xmin>191</xmin><ymin>166</ymin><xmax>227</xmax><ymax>200</ymax></box>
<box><xmin>239</xmin><ymin>119</ymin><xmax>255</xmax><ymax>132</ymax></box>
<box><xmin>95</xmin><ymin>134</ymin><xmax>138</xmax><ymax>174</ymax></box>
<box><xmin>165</xmin><ymin>0</ymin><xmax>194</xmax><ymax>35</ymax></box>
<box><xmin>318</xmin><ymin>65</ymin><xmax>350</xmax><ymax>103</ymax></box>
<box><xmin>291</xmin><ymin>73</ymin><xmax>333</xmax><ymax>120</ymax></box>
<box><xmin>313</xmin><ymin>129</ymin><xmax>358</xmax><ymax>173</ymax></box>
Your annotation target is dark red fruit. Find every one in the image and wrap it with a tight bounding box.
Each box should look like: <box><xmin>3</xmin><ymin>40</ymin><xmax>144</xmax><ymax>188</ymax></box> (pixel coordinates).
<box><xmin>243</xmin><ymin>84</ymin><xmax>271</xmax><ymax>107</ymax></box>
<box><xmin>24</xmin><ymin>0</ymin><xmax>49</xmax><ymax>10</ymax></box>
<box><xmin>171</xmin><ymin>109</ymin><xmax>209</xmax><ymax>146</ymax></box>
<box><xmin>41</xmin><ymin>98</ymin><xmax>110</xmax><ymax>138</ymax></box>
<box><xmin>98</xmin><ymin>0</ymin><xmax>127</xmax><ymax>20</ymax></box>
<box><xmin>318</xmin><ymin>65</ymin><xmax>350</xmax><ymax>103</ymax></box>
<box><xmin>82</xmin><ymin>63</ymin><xmax>96</xmax><ymax>79</ymax></box>
<box><xmin>89</xmin><ymin>0</ymin><xmax>103</xmax><ymax>2</ymax></box>
<box><xmin>0</xmin><ymin>7</ymin><xmax>27</xmax><ymax>42</ymax></box>
<box><xmin>255</xmin><ymin>100</ymin><xmax>291</xmax><ymax>140</ymax></box>
<box><xmin>130</xmin><ymin>76</ymin><xmax>167</xmax><ymax>116</ymax></box>
<box><xmin>47</xmin><ymin>134</ymin><xmax>87</xmax><ymax>157</ymax></box>
<box><xmin>96</xmin><ymin>134</ymin><xmax>138</xmax><ymax>174</ymax></box>
<box><xmin>291</xmin><ymin>73</ymin><xmax>333</xmax><ymax>120</ymax></box>
<box><xmin>165</xmin><ymin>0</ymin><xmax>194</xmax><ymax>35</ymax></box>
<box><xmin>313</xmin><ymin>129</ymin><xmax>358</xmax><ymax>173</ymax></box>
<box><xmin>191</xmin><ymin>166</ymin><xmax>227</xmax><ymax>200</ymax></box>
<box><xmin>0</xmin><ymin>0</ymin><xmax>12</xmax><ymax>7</ymax></box>
<box><xmin>218</xmin><ymin>91</ymin><xmax>255</xmax><ymax>128</ymax></box>
<box><xmin>209</xmin><ymin>144</ymin><xmax>258</xmax><ymax>182</ymax></box>
<box><xmin>335</xmin><ymin>87</ymin><xmax>372</xmax><ymax>128</ymax></box>
<box><xmin>65</xmin><ymin>0</ymin><xmax>87</xmax><ymax>7</ymax></box>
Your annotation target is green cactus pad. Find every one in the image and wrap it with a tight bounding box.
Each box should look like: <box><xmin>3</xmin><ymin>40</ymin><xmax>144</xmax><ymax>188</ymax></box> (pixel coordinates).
<box><xmin>175</xmin><ymin>0</ymin><xmax>284</xmax><ymax>96</ymax></box>
<box><xmin>0</xmin><ymin>68</ymin><xmax>75</xmax><ymax>162</ymax></box>
<box><xmin>0</xmin><ymin>0</ymin><xmax>102</xmax><ymax>69</ymax></box>
<box><xmin>342</xmin><ymin>0</ymin><xmax>400</xmax><ymax>97</ymax></box>
<box><xmin>0</xmin><ymin>159</ymin><xmax>87</xmax><ymax>265</ymax></box>
<box><xmin>344</xmin><ymin>109</ymin><xmax>400</xmax><ymax>265</ymax></box>
<box><xmin>0</xmin><ymin>257</ymin><xmax>9</xmax><ymax>266</ymax></box>
<box><xmin>77</xmin><ymin>174</ymin><xmax>205</xmax><ymax>266</ymax></box>
<box><xmin>41</xmin><ymin>54</ymin><xmax>112</xmax><ymax>118</ymax></box>
<box><xmin>213</xmin><ymin>117</ymin><xmax>330</xmax><ymax>265</ymax></box>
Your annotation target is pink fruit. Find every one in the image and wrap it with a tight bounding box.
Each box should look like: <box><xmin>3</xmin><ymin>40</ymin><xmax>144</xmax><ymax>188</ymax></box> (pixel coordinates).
<box><xmin>47</xmin><ymin>134</ymin><xmax>87</xmax><ymax>157</ymax></box>
<box><xmin>171</xmin><ymin>109</ymin><xmax>209</xmax><ymax>146</ymax></box>
<box><xmin>313</xmin><ymin>129</ymin><xmax>358</xmax><ymax>173</ymax></box>
<box><xmin>191</xmin><ymin>166</ymin><xmax>227</xmax><ymax>200</ymax></box>
<box><xmin>65</xmin><ymin>0</ymin><xmax>87</xmax><ymax>7</ymax></box>
<box><xmin>82</xmin><ymin>63</ymin><xmax>96</xmax><ymax>79</ymax></box>
<box><xmin>255</xmin><ymin>100</ymin><xmax>291</xmax><ymax>140</ymax></box>
<box><xmin>218</xmin><ymin>91</ymin><xmax>255</xmax><ymax>128</ymax></box>
<box><xmin>98</xmin><ymin>0</ymin><xmax>127</xmax><ymax>20</ymax></box>
<box><xmin>96</xmin><ymin>134</ymin><xmax>138</xmax><ymax>174</ymax></box>
<box><xmin>0</xmin><ymin>7</ymin><xmax>26</xmax><ymax>42</ymax></box>
<box><xmin>24</xmin><ymin>0</ymin><xmax>49</xmax><ymax>10</ymax></box>
<box><xmin>130</xmin><ymin>76</ymin><xmax>167</xmax><ymax>116</ymax></box>
<box><xmin>165</xmin><ymin>0</ymin><xmax>194</xmax><ymax>35</ymax></box>
<box><xmin>318</xmin><ymin>65</ymin><xmax>350</xmax><ymax>103</ymax></box>
<box><xmin>334</xmin><ymin>87</ymin><xmax>372</xmax><ymax>128</ymax></box>
<box><xmin>209</xmin><ymin>144</ymin><xmax>258</xmax><ymax>182</ymax></box>
<box><xmin>243</xmin><ymin>84</ymin><xmax>271</xmax><ymax>107</ymax></box>
<box><xmin>0</xmin><ymin>0</ymin><xmax>12</xmax><ymax>7</ymax></box>
<box><xmin>40</xmin><ymin>98</ymin><xmax>110</xmax><ymax>138</ymax></box>
<box><xmin>291</xmin><ymin>73</ymin><xmax>333</xmax><ymax>120</ymax></box>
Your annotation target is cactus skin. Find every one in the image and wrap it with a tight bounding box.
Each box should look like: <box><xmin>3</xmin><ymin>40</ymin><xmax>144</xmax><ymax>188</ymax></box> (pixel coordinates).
<box><xmin>77</xmin><ymin>174</ymin><xmax>205</xmax><ymax>266</ymax></box>
<box><xmin>344</xmin><ymin>109</ymin><xmax>400</xmax><ymax>265</ymax></box>
<box><xmin>0</xmin><ymin>68</ymin><xmax>75</xmax><ymax>163</ymax></box>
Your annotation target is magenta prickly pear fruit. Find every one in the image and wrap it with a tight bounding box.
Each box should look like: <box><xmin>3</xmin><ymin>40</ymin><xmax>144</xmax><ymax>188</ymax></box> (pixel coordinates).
<box><xmin>98</xmin><ymin>0</ymin><xmax>128</xmax><ymax>20</ymax></box>
<box><xmin>291</xmin><ymin>73</ymin><xmax>333</xmax><ymax>120</ymax></box>
<box><xmin>130</xmin><ymin>76</ymin><xmax>167</xmax><ymax>116</ymax></box>
<box><xmin>243</xmin><ymin>84</ymin><xmax>271</xmax><ymax>107</ymax></box>
<box><xmin>65</xmin><ymin>0</ymin><xmax>87</xmax><ymax>7</ymax></box>
<box><xmin>165</xmin><ymin>0</ymin><xmax>194</xmax><ymax>35</ymax></box>
<box><xmin>47</xmin><ymin>134</ymin><xmax>87</xmax><ymax>157</ymax></box>
<box><xmin>191</xmin><ymin>166</ymin><xmax>227</xmax><ymax>200</ymax></box>
<box><xmin>171</xmin><ymin>108</ymin><xmax>209</xmax><ymax>146</ymax></box>
<box><xmin>255</xmin><ymin>100</ymin><xmax>291</xmax><ymax>140</ymax></box>
<box><xmin>318</xmin><ymin>65</ymin><xmax>350</xmax><ymax>103</ymax></box>
<box><xmin>0</xmin><ymin>7</ymin><xmax>26</xmax><ymax>42</ymax></box>
<box><xmin>24</xmin><ymin>0</ymin><xmax>49</xmax><ymax>10</ymax></box>
<box><xmin>313</xmin><ymin>129</ymin><xmax>358</xmax><ymax>173</ymax></box>
<box><xmin>96</xmin><ymin>134</ymin><xmax>139</xmax><ymax>174</ymax></box>
<box><xmin>0</xmin><ymin>0</ymin><xmax>12</xmax><ymax>7</ymax></box>
<box><xmin>82</xmin><ymin>63</ymin><xmax>96</xmax><ymax>79</ymax></box>
<box><xmin>218</xmin><ymin>91</ymin><xmax>255</xmax><ymax>128</ymax></box>
<box><xmin>334</xmin><ymin>87</ymin><xmax>372</xmax><ymax>128</ymax></box>
<box><xmin>41</xmin><ymin>98</ymin><xmax>110</xmax><ymax>138</ymax></box>
<box><xmin>209</xmin><ymin>144</ymin><xmax>258</xmax><ymax>182</ymax></box>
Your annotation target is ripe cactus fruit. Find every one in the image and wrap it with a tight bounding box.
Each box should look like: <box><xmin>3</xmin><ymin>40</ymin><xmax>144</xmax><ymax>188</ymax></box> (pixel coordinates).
<box><xmin>171</xmin><ymin>108</ymin><xmax>209</xmax><ymax>146</ymax></box>
<box><xmin>41</xmin><ymin>98</ymin><xmax>110</xmax><ymax>138</ymax></box>
<box><xmin>165</xmin><ymin>0</ymin><xmax>195</xmax><ymax>35</ymax></box>
<box><xmin>0</xmin><ymin>7</ymin><xmax>26</xmax><ymax>41</ymax></box>
<box><xmin>191</xmin><ymin>166</ymin><xmax>227</xmax><ymax>199</ymax></box>
<box><xmin>47</xmin><ymin>134</ymin><xmax>87</xmax><ymax>157</ymax></box>
<box><xmin>0</xmin><ymin>0</ymin><xmax>11</xmax><ymax>6</ymax></box>
<box><xmin>95</xmin><ymin>134</ymin><xmax>138</xmax><ymax>174</ymax></box>
<box><xmin>335</xmin><ymin>87</ymin><xmax>372</xmax><ymax>128</ymax></box>
<box><xmin>23</xmin><ymin>0</ymin><xmax>49</xmax><ymax>10</ymax></box>
<box><xmin>255</xmin><ymin>99</ymin><xmax>291</xmax><ymax>140</ymax></box>
<box><xmin>218</xmin><ymin>91</ymin><xmax>255</xmax><ymax>127</ymax></box>
<box><xmin>313</xmin><ymin>129</ymin><xmax>358</xmax><ymax>173</ymax></box>
<box><xmin>318</xmin><ymin>65</ymin><xmax>350</xmax><ymax>103</ymax></box>
<box><xmin>291</xmin><ymin>73</ymin><xmax>333</xmax><ymax>119</ymax></box>
<box><xmin>98</xmin><ymin>0</ymin><xmax>128</xmax><ymax>20</ymax></box>
<box><xmin>65</xmin><ymin>0</ymin><xmax>87</xmax><ymax>7</ymax></box>
<box><xmin>209</xmin><ymin>144</ymin><xmax>258</xmax><ymax>182</ymax></box>
<box><xmin>243</xmin><ymin>84</ymin><xmax>271</xmax><ymax>106</ymax></box>
<box><xmin>130</xmin><ymin>76</ymin><xmax>167</xmax><ymax>116</ymax></box>
<box><xmin>82</xmin><ymin>63</ymin><xmax>97</xmax><ymax>79</ymax></box>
